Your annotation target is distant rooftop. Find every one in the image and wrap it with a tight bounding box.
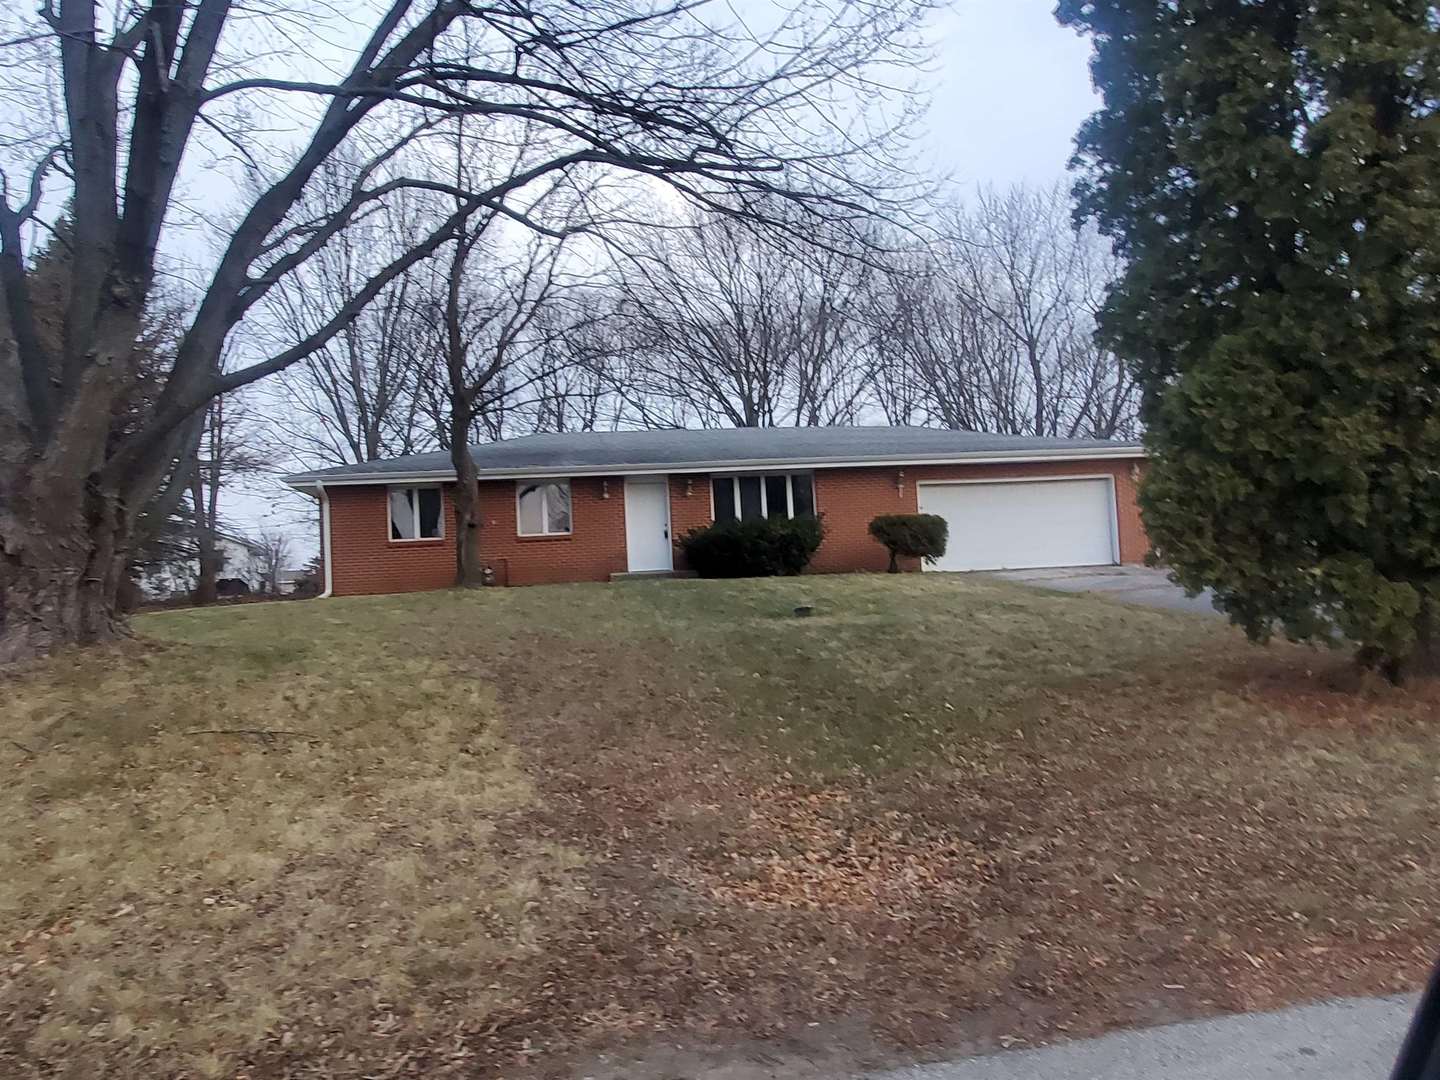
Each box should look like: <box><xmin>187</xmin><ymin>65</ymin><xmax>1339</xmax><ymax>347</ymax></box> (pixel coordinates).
<box><xmin>285</xmin><ymin>426</ymin><xmax>1143</xmax><ymax>486</ymax></box>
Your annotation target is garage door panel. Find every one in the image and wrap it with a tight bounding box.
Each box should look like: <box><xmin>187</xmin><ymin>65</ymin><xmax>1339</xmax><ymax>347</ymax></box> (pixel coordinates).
<box><xmin>917</xmin><ymin>478</ymin><xmax>1116</xmax><ymax>572</ymax></box>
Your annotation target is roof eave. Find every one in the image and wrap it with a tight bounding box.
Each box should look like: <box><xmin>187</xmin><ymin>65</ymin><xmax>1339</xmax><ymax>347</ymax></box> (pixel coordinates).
<box><xmin>282</xmin><ymin>445</ymin><xmax>1146</xmax><ymax>490</ymax></box>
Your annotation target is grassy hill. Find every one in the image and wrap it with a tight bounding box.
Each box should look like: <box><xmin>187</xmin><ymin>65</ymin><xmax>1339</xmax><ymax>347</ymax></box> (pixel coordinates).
<box><xmin>2</xmin><ymin>576</ymin><xmax>1435</xmax><ymax>1077</ymax></box>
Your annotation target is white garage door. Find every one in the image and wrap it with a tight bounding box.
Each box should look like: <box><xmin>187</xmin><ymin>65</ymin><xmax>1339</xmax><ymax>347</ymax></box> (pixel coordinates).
<box><xmin>917</xmin><ymin>478</ymin><xmax>1117</xmax><ymax>572</ymax></box>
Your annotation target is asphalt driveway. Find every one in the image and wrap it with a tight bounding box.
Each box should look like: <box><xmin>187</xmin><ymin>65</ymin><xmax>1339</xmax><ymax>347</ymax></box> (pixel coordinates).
<box><xmin>988</xmin><ymin>565</ymin><xmax>1220</xmax><ymax>617</ymax></box>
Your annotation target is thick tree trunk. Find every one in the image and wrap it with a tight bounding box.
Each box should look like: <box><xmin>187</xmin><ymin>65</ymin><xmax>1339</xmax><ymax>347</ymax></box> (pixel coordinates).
<box><xmin>452</xmin><ymin>476</ymin><xmax>485</xmax><ymax>588</ymax></box>
<box><xmin>449</xmin><ymin>417</ymin><xmax>485</xmax><ymax>589</ymax></box>
<box><xmin>193</xmin><ymin>546</ymin><xmax>220</xmax><ymax>605</ymax></box>
<box><xmin>0</xmin><ymin>492</ymin><xmax>129</xmax><ymax>665</ymax></box>
<box><xmin>1406</xmin><ymin>600</ymin><xmax>1440</xmax><ymax>681</ymax></box>
<box><xmin>189</xmin><ymin>461</ymin><xmax>219</xmax><ymax>605</ymax></box>
<box><xmin>191</xmin><ymin>522</ymin><xmax>220</xmax><ymax>605</ymax></box>
<box><xmin>1</xmin><ymin>305</ymin><xmax>151</xmax><ymax>664</ymax></box>
<box><xmin>1367</xmin><ymin>599</ymin><xmax>1440</xmax><ymax>684</ymax></box>
<box><xmin>116</xmin><ymin>572</ymin><xmax>144</xmax><ymax>613</ymax></box>
<box><xmin>0</xmin><ymin>566</ymin><xmax>121</xmax><ymax>664</ymax></box>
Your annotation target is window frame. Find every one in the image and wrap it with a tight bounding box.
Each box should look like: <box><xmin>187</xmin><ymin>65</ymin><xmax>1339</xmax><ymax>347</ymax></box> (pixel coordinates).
<box><xmin>709</xmin><ymin>472</ymin><xmax>815</xmax><ymax>523</ymax></box>
<box><xmin>387</xmin><ymin>484</ymin><xmax>444</xmax><ymax>542</ymax></box>
<box><xmin>515</xmin><ymin>478</ymin><xmax>574</xmax><ymax>537</ymax></box>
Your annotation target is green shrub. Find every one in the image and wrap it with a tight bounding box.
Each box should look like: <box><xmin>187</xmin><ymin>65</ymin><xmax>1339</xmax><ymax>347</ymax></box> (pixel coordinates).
<box><xmin>679</xmin><ymin>515</ymin><xmax>825</xmax><ymax>578</ymax></box>
<box><xmin>868</xmin><ymin>513</ymin><xmax>948</xmax><ymax>573</ymax></box>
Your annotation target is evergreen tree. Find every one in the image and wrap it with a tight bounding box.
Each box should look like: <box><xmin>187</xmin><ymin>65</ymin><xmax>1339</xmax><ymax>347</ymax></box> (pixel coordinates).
<box><xmin>1058</xmin><ymin>0</ymin><xmax>1440</xmax><ymax>680</ymax></box>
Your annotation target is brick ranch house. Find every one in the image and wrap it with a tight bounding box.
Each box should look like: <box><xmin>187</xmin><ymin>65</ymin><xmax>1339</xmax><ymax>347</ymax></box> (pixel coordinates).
<box><xmin>284</xmin><ymin>426</ymin><xmax>1149</xmax><ymax>597</ymax></box>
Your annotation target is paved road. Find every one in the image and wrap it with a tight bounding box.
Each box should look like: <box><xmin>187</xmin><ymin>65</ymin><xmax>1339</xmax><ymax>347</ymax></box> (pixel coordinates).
<box><xmin>989</xmin><ymin>565</ymin><xmax>1221</xmax><ymax>617</ymax></box>
<box><xmin>869</xmin><ymin>995</ymin><xmax>1416</xmax><ymax>1080</ymax></box>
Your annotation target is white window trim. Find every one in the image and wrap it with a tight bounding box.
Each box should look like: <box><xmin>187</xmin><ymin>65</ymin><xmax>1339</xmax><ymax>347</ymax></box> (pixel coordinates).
<box><xmin>388</xmin><ymin>484</ymin><xmax>444</xmax><ymax>542</ymax></box>
<box><xmin>516</xmin><ymin>478</ymin><xmax>573</xmax><ymax>537</ymax></box>
<box><xmin>710</xmin><ymin>472</ymin><xmax>815</xmax><ymax>522</ymax></box>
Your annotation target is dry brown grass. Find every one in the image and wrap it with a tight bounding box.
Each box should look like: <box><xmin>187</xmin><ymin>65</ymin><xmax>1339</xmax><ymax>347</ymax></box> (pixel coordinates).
<box><xmin>3</xmin><ymin>576</ymin><xmax>1437</xmax><ymax>1079</ymax></box>
<box><xmin>1</xmin><ymin>623</ymin><xmax>583</xmax><ymax>1079</ymax></box>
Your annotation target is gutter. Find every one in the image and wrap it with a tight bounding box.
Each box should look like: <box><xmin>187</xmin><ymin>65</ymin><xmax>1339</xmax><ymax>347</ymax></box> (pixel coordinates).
<box><xmin>315</xmin><ymin>481</ymin><xmax>334</xmax><ymax>599</ymax></box>
<box><xmin>282</xmin><ymin>445</ymin><xmax>1147</xmax><ymax>490</ymax></box>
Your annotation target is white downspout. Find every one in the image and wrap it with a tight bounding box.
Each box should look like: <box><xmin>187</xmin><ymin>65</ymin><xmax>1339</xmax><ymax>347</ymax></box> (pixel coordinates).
<box><xmin>316</xmin><ymin>481</ymin><xmax>334</xmax><ymax>599</ymax></box>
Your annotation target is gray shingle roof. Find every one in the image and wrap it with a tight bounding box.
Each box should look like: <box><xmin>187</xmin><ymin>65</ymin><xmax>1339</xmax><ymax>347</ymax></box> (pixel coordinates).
<box><xmin>285</xmin><ymin>426</ymin><xmax>1143</xmax><ymax>485</ymax></box>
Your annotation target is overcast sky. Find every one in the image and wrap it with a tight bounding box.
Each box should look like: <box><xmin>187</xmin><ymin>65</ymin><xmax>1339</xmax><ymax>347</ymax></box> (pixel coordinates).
<box><xmin>232</xmin><ymin>0</ymin><xmax>1103</xmax><ymax>556</ymax></box>
<box><xmin>931</xmin><ymin>0</ymin><xmax>1098</xmax><ymax>186</ymax></box>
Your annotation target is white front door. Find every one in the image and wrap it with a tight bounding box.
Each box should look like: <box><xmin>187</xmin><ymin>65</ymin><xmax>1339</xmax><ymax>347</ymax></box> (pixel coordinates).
<box><xmin>625</xmin><ymin>477</ymin><xmax>673</xmax><ymax>572</ymax></box>
<box><xmin>917</xmin><ymin>478</ymin><xmax>1118</xmax><ymax>572</ymax></box>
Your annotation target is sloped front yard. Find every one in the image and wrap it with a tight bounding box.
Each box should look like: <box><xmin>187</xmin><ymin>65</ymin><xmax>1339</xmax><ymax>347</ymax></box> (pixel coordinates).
<box><xmin>2</xmin><ymin>576</ymin><xmax>1437</xmax><ymax>1078</ymax></box>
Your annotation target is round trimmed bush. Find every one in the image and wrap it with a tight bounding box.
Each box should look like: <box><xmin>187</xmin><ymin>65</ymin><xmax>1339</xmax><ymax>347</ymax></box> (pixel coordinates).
<box><xmin>868</xmin><ymin>513</ymin><xmax>948</xmax><ymax>573</ymax></box>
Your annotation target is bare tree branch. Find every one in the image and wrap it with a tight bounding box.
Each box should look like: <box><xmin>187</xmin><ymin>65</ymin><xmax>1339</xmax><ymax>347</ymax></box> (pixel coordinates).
<box><xmin>0</xmin><ymin>0</ymin><xmax>932</xmax><ymax>659</ymax></box>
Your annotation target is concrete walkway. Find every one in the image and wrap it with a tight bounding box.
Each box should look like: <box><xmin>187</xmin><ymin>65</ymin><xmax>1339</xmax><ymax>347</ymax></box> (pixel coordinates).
<box><xmin>869</xmin><ymin>995</ymin><xmax>1415</xmax><ymax>1080</ymax></box>
<box><xmin>989</xmin><ymin>565</ymin><xmax>1220</xmax><ymax>617</ymax></box>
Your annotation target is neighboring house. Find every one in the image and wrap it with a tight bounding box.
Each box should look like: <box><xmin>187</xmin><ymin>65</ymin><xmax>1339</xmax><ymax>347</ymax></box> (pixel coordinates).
<box><xmin>139</xmin><ymin>532</ymin><xmax>269</xmax><ymax>598</ymax></box>
<box><xmin>283</xmin><ymin>426</ymin><xmax>1149</xmax><ymax>597</ymax></box>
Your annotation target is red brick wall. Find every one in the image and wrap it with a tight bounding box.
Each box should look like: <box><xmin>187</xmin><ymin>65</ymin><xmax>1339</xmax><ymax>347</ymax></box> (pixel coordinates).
<box><xmin>669</xmin><ymin>474</ymin><xmax>713</xmax><ymax>572</ymax></box>
<box><xmin>327</xmin><ymin>484</ymin><xmax>457</xmax><ymax>597</ymax></box>
<box><xmin>326</xmin><ymin>477</ymin><xmax>630</xmax><ymax>595</ymax></box>
<box><xmin>474</xmin><ymin>475</ymin><xmax>628</xmax><ymax>586</ymax></box>
<box><xmin>809</xmin><ymin>466</ymin><xmax>914</xmax><ymax>573</ymax></box>
<box><xmin>322</xmin><ymin>458</ymin><xmax>1149</xmax><ymax>596</ymax></box>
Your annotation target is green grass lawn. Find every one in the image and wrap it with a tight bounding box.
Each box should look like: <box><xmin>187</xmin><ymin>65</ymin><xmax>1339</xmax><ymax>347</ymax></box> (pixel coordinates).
<box><xmin>2</xmin><ymin>575</ymin><xmax>1437</xmax><ymax>1078</ymax></box>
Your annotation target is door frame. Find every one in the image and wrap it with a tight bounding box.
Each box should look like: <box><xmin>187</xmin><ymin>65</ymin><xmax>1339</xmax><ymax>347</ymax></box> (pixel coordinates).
<box><xmin>624</xmin><ymin>475</ymin><xmax>674</xmax><ymax>572</ymax></box>
<box><xmin>914</xmin><ymin>474</ymin><xmax>1120</xmax><ymax>570</ymax></box>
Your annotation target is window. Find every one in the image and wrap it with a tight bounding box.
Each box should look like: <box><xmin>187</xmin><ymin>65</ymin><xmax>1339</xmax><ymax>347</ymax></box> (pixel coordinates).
<box><xmin>738</xmin><ymin>475</ymin><xmax>763</xmax><ymax>520</ymax></box>
<box><xmin>713</xmin><ymin>477</ymin><xmax>736</xmax><ymax>522</ymax></box>
<box><xmin>516</xmin><ymin>479</ymin><xmax>572</xmax><ymax>536</ymax></box>
<box><xmin>764</xmin><ymin>475</ymin><xmax>789</xmax><ymax>520</ymax></box>
<box><xmin>711</xmin><ymin>473</ymin><xmax>815</xmax><ymax>523</ymax></box>
<box><xmin>389</xmin><ymin>486</ymin><xmax>442</xmax><ymax>540</ymax></box>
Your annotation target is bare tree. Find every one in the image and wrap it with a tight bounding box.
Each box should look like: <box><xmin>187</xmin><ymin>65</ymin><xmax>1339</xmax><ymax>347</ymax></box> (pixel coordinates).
<box><xmin>876</xmin><ymin>183</ymin><xmax>1138</xmax><ymax>439</ymax></box>
<box><xmin>254</xmin><ymin>529</ymin><xmax>292</xmax><ymax>596</ymax></box>
<box><xmin>189</xmin><ymin>395</ymin><xmax>268</xmax><ymax>604</ymax></box>
<box><xmin>522</xmin><ymin>309</ymin><xmax>631</xmax><ymax>433</ymax></box>
<box><xmin>261</xmin><ymin>170</ymin><xmax>438</xmax><ymax>466</ymax></box>
<box><xmin>612</xmin><ymin>209</ymin><xmax>875</xmax><ymax>427</ymax></box>
<box><xmin>429</xmin><ymin>211</ymin><xmax>580</xmax><ymax>585</ymax></box>
<box><xmin>0</xmin><ymin>0</ymin><xmax>931</xmax><ymax>662</ymax></box>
